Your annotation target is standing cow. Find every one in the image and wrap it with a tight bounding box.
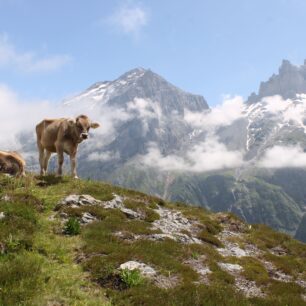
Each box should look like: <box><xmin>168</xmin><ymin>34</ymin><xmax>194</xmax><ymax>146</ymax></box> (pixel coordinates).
<box><xmin>36</xmin><ymin>115</ymin><xmax>100</xmax><ymax>178</ymax></box>
<box><xmin>0</xmin><ymin>151</ymin><xmax>26</xmax><ymax>177</ymax></box>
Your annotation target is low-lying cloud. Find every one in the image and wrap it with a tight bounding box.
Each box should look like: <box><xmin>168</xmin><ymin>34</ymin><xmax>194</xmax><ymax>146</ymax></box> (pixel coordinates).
<box><xmin>258</xmin><ymin>145</ymin><xmax>306</xmax><ymax>168</ymax></box>
<box><xmin>184</xmin><ymin>95</ymin><xmax>245</xmax><ymax>130</ymax></box>
<box><xmin>140</xmin><ymin>136</ymin><xmax>244</xmax><ymax>172</ymax></box>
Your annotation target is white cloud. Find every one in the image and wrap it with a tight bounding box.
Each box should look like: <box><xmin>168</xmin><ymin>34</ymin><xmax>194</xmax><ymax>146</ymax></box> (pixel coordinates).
<box><xmin>108</xmin><ymin>3</ymin><xmax>148</xmax><ymax>37</ymax></box>
<box><xmin>258</xmin><ymin>145</ymin><xmax>306</xmax><ymax>168</ymax></box>
<box><xmin>127</xmin><ymin>97</ymin><xmax>161</xmax><ymax>132</ymax></box>
<box><xmin>87</xmin><ymin>151</ymin><xmax>120</xmax><ymax>162</ymax></box>
<box><xmin>0</xmin><ymin>84</ymin><xmax>62</xmax><ymax>149</ymax></box>
<box><xmin>0</xmin><ymin>33</ymin><xmax>72</xmax><ymax>73</ymax></box>
<box><xmin>184</xmin><ymin>95</ymin><xmax>245</xmax><ymax>130</ymax></box>
<box><xmin>140</xmin><ymin>136</ymin><xmax>244</xmax><ymax>172</ymax></box>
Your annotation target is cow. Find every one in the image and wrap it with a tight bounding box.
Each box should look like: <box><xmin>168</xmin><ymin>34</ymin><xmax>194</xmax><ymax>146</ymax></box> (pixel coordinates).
<box><xmin>36</xmin><ymin>115</ymin><xmax>100</xmax><ymax>178</ymax></box>
<box><xmin>0</xmin><ymin>151</ymin><xmax>26</xmax><ymax>177</ymax></box>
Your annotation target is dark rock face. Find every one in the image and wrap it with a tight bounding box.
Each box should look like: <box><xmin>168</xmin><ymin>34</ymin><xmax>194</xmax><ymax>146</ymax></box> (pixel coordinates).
<box><xmin>248</xmin><ymin>59</ymin><xmax>306</xmax><ymax>103</ymax></box>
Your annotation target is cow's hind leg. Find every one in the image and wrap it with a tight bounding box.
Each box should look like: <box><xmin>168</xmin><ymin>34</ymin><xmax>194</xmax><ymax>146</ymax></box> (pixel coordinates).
<box><xmin>56</xmin><ymin>145</ymin><xmax>64</xmax><ymax>176</ymax></box>
<box><xmin>43</xmin><ymin>151</ymin><xmax>52</xmax><ymax>175</ymax></box>
<box><xmin>37</xmin><ymin>143</ymin><xmax>45</xmax><ymax>176</ymax></box>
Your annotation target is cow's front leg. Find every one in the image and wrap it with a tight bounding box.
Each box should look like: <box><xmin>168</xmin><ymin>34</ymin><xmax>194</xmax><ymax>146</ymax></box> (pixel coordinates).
<box><xmin>70</xmin><ymin>151</ymin><xmax>78</xmax><ymax>179</ymax></box>
<box><xmin>56</xmin><ymin>146</ymin><xmax>64</xmax><ymax>176</ymax></box>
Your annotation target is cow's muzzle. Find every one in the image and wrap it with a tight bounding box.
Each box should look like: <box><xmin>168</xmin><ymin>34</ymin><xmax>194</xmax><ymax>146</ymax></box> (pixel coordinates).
<box><xmin>81</xmin><ymin>133</ymin><xmax>88</xmax><ymax>139</ymax></box>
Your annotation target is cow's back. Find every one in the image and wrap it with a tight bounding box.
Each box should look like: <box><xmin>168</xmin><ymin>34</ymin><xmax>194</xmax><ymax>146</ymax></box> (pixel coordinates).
<box><xmin>36</xmin><ymin>119</ymin><xmax>66</xmax><ymax>151</ymax></box>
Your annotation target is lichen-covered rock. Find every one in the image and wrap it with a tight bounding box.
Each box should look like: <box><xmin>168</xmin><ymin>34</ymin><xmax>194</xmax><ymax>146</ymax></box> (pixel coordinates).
<box><xmin>119</xmin><ymin>261</ymin><xmax>156</xmax><ymax>277</ymax></box>
<box><xmin>56</xmin><ymin>194</ymin><xmax>102</xmax><ymax>209</ymax></box>
<box><xmin>218</xmin><ymin>263</ymin><xmax>243</xmax><ymax>273</ymax></box>
<box><xmin>81</xmin><ymin>212</ymin><xmax>97</xmax><ymax>224</ymax></box>
<box><xmin>152</xmin><ymin>207</ymin><xmax>202</xmax><ymax>244</ymax></box>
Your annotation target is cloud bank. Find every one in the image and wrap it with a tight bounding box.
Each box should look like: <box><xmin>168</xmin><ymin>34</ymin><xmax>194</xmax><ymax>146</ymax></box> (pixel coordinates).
<box><xmin>184</xmin><ymin>96</ymin><xmax>245</xmax><ymax>130</ymax></box>
<box><xmin>258</xmin><ymin>145</ymin><xmax>306</xmax><ymax>168</ymax></box>
<box><xmin>140</xmin><ymin>136</ymin><xmax>244</xmax><ymax>172</ymax></box>
<box><xmin>0</xmin><ymin>33</ymin><xmax>72</xmax><ymax>73</ymax></box>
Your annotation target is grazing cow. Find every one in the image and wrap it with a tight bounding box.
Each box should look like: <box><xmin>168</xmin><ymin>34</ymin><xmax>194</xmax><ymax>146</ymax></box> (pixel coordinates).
<box><xmin>36</xmin><ymin>115</ymin><xmax>100</xmax><ymax>178</ymax></box>
<box><xmin>0</xmin><ymin>151</ymin><xmax>26</xmax><ymax>177</ymax></box>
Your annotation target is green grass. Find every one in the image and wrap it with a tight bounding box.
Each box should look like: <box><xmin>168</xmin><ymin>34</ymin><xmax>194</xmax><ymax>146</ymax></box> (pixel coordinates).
<box><xmin>64</xmin><ymin>217</ymin><xmax>81</xmax><ymax>235</ymax></box>
<box><xmin>120</xmin><ymin>269</ymin><xmax>144</xmax><ymax>287</ymax></box>
<box><xmin>0</xmin><ymin>174</ymin><xmax>305</xmax><ymax>306</ymax></box>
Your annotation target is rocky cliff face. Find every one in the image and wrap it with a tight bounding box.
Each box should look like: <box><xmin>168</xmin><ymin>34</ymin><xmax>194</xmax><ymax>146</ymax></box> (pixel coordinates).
<box><xmin>248</xmin><ymin>59</ymin><xmax>306</xmax><ymax>103</ymax></box>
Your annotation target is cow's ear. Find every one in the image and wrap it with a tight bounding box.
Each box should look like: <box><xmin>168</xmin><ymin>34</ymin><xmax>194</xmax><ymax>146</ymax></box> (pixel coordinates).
<box><xmin>90</xmin><ymin>122</ymin><xmax>100</xmax><ymax>129</ymax></box>
<box><xmin>68</xmin><ymin>118</ymin><xmax>75</xmax><ymax>126</ymax></box>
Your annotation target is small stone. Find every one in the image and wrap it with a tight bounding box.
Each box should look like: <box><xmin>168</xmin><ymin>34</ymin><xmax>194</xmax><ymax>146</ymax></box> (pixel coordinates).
<box><xmin>218</xmin><ymin>263</ymin><xmax>243</xmax><ymax>273</ymax></box>
<box><xmin>121</xmin><ymin>208</ymin><xmax>140</xmax><ymax>219</ymax></box>
<box><xmin>0</xmin><ymin>212</ymin><xmax>5</xmax><ymax>220</ymax></box>
<box><xmin>1</xmin><ymin>195</ymin><xmax>11</xmax><ymax>202</ymax></box>
<box><xmin>119</xmin><ymin>261</ymin><xmax>156</xmax><ymax>277</ymax></box>
<box><xmin>81</xmin><ymin>212</ymin><xmax>97</xmax><ymax>224</ymax></box>
<box><xmin>59</xmin><ymin>212</ymin><xmax>68</xmax><ymax>219</ymax></box>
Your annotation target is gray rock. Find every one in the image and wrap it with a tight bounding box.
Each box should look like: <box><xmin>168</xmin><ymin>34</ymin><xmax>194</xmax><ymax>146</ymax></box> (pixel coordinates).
<box><xmin>81</xmin><ymin>212</ymin><xmax>97</xmax><ymax>224</ymax></box>
<box><xmin>1</xmin><ymin>195</ymin><xmax>11</xmax><ymax>202</ymax></box>
<box><xmin>56</xmin><ymin>194</ymin><xmax>102</xmax><ymax>209</ymax></box>
<box><xmin>119</xmin><ymin>261</ymin><xmax>156</xmax><ymax>277</ymax></box>
<box><xmin>0</xmin><ymin>212</ymin><xmax>5</xmax><ymax>220</ymax></box>
<box><xmin>218</xmin><ymin>263</ymin><xmax>243</xmax><ymax>273</ymax></box>
<box><xmin>151</xmin><ymin>207</ymin><xmax>202</xmax><ymax>244</ymax></box>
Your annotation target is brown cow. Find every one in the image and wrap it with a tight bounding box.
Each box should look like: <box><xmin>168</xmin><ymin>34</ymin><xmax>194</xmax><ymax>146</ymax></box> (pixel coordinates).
<box><xmin>36</xmin><ymin>115</ymin><xmax>100</xmax><ymax>178</ymax></box>
<box><xmin>0</xmin><ymin>151</ymin><xmax>26</xmax><ymax>177</ymax></box>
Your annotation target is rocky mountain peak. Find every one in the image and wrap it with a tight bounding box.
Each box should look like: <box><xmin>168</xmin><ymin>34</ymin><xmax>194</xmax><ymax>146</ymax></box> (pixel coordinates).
<box><xmin>247</xmin><ymin>59</ymin><xmax>306</xmax><ymax>104</ymax></box>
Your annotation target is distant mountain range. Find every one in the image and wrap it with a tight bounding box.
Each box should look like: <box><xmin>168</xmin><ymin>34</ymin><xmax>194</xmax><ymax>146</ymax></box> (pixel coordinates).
<box><xmin>24</xmin><ymin>61</ymin><xmax>306</xmax><ymax>241</ymax></box>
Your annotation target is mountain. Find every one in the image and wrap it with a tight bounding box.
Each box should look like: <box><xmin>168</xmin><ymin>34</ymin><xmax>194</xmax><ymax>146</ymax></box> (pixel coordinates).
<box><xmin>248</xmin><ymin>59</ymin><xmax>306</xmax><ymax>103</ymax></box>
<box><xmin>64</xmin><ymin>67</ymin><xmax>209</xmax><ymax>176</ymax></box>
<box><xmin>0</xmin><ymin>174</ymin><xmax>306</xmax><ymax>305</ymax></box>
<box><xmin>22</xmin><ymin>63</ymin><xmax>306</xmax><ymax>240</ymax></box>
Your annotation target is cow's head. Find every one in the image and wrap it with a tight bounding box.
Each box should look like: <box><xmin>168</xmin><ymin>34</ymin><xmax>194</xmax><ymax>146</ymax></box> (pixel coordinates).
<box><xmin>69</xmin><ymin>115</ymin><xmax>100</xmax><ymax>141</ymax></box>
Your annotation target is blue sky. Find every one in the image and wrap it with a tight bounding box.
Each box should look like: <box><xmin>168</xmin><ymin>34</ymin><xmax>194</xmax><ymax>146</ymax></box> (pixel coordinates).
<box><xmin>1</xmin><ymin>0</ymin><xmax>306</xmax><ymax>105</ymax></box>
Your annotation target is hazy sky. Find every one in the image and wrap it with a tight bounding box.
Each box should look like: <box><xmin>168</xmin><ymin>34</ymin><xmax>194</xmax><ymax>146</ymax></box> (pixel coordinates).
<box><xmin>1</xmin><ymin>0</ymin><xmax>306</xmax><ymax>105</ymax></box>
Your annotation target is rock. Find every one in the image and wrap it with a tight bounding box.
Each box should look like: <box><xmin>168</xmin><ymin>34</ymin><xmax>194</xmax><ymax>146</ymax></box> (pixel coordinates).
<box><xmin>56</xmin><ymin>194</ymin><xmax>102</xmax><ymax>209</ymax></box>
<box><xmin>103</xmin><ymin>195</ymin><xmax>140</xmax><ymax>219</ymax></box>
<box><xmin>270</xmin><ymin>246</ymin><xmax>287</xmax><ymax>256</ymax></box>
<box><xmin>81</xmin><ymin>212</ymin><xmax>97</xmax><ymax>224</ymax></box>
<box><xmin>103</xmin><ymin>194</ymin><xmax>124</xmax><ymax>209</ymax></box>
<box><xmin>119</xmin><ymin>261</ymin><xmax>156</xmax><ymax>278</ymax></box>
<box><xmin>0</xmin><ymin>212</ymin><xmax>5</xmax><ymax>220</ymax></box>
<box><xmin>120</xmin><ymin>207</ymin><xmax>140</xmax><ymax>219</ymax></box>
<box><xmin>56</xmin><ymin>194</ymin><xmax>140</xmax><ymax>219</ymax></box>
<box><xmin>217</xmin><ymin>244</ymin><xmax>247</xmax><ymax>258</ymax></box>
<box><xmin>152</xmin><ymin>207</ymin><xmax>201</xmax><ymax>244</ymax></box>
<box><xmin>1</xmin><ymin>195</ymin><xmax>11</xmax><ymax>202</ymax></box>
<box><xmin>218</xmin><ymin>263</ymin><xmax>243</xmax><ymax>273</ymax></box>
<box><xmin>262</xmin><ymin>261</ymin><xmax>293</xmax><ymax>282</ymax></box>
<box><xmin>59</xmin><ymin>212</ymin><xmax>68</xmax><ymax>219</ymax></box>
<box><xmin>184</xmin><ymin>256</ymin><xmax>211</xmax><ymax>284</ymax></box>
<box><xmin>235</xmin><ymin>276</ymin><xmax>264</xmax><ymax>298</ymax></box>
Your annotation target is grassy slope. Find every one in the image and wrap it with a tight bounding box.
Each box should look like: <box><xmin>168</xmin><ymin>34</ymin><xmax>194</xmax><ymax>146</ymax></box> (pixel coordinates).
<box><xmin>0</xmin><ymin>174</ymin><xmax>305</xmax><ymax>306</ymax></box>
